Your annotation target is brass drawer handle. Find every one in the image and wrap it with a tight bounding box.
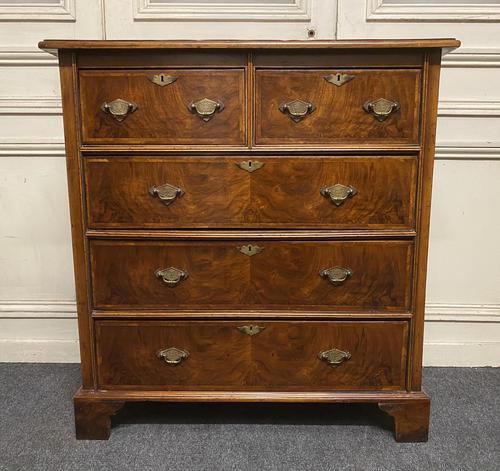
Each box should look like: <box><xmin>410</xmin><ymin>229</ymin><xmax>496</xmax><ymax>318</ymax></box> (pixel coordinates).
<box><xmin>149</xmin><ymin>183</ymin><xmax>184</xmax><ymax>206</ymax></box>
<box><xmin>279</xmin><ymin>99</ymin><xmax>316</xmax><ymax>122</ymax></box>
<box><xmin>318</xmin><ymin>348</ymin><xmax>351</xmax><ymax>367</ymax></box>
<box><xmin>157</xmin><ymin>347</ymin><xmax>189</xmax><ymax>365</ymax></box>
<box><xmin>237</xmin><ymin>325</ymin><xmax>265</xmax><ymax>336</ymax></box>
<box><xmin>189</xmin><ymin>98</ymin><xmax>224</xmax><ymax>122</ymax></box>
<box><xmin>363</xmin><ymin>98</ymin><xmax>400</xmax><ymax>122</ymax></box>
<box><xmin>101</xmin><ymin>98</ymin><xmax>137</xmax><ymax>122</ymax></box>
<box><xmin>320</xmin><ymin>184</ymin><xmax>357</xmax><ymax>206</ymax></box>
<box><xmin>148</xmin><ymin>74</ymin><xmax>177</xmax><ymax>87</ymax></box>
<box><xmin>320</xmin><ymin>266</ymin><xmax>352</xmax><ymax>285</ymax></box>
<box><xmin>155</xmin><ymin>267</ymin><xmax>188</xmax><ymax>287</ymax></box>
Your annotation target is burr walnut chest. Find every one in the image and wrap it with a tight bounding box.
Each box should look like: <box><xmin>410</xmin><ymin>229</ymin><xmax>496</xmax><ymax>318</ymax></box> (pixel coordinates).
<box><xmin>39</xmin><ymin>38</ymin><xmax>459</xmax><ymax>441</ymax></box>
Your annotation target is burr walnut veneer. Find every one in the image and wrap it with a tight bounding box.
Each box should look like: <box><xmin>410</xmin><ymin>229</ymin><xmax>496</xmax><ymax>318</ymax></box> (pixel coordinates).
<box><xmin>39</xmin><ymin>38</ymin><xmax>459</xmax><ymax>442</ymax></box>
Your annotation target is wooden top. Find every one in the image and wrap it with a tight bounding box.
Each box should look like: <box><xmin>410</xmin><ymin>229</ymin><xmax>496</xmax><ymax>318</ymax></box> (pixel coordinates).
<box><xmin>39</xmin><ymin>39</ymin><xmax>460</xmax><ymax>55</ymax></box>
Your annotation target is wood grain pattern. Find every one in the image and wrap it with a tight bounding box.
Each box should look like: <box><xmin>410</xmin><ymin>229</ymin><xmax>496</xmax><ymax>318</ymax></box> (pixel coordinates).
<box><xmin>84</xmin><ymin>156</ymin><xmax>417</xmax><ymax>229</ymax></box>
<box><xmin>90</xmin><ymin>239</ymin><xmax>413</xmax><ymax>311</ymax></box>
<box><xmin>409</xmin><ymin>51</ymin><xmax>443</xmax><ymax>390</ymax></box>
<box><xmin>255</xmin><ymin>69</ymin><xmax>421</xmax><ymax>146</ymax></box>
<box><xmin>58</xmin><ymin>52</ymin><xmax>95</xmax><ymax>388</ymax></box>
<box><xmin>79</xmin><ymin>69</ymin><xmax>246</xmax><ymax>145</ymax></box>
<box><xmin>95</xmin><ymin>320</ymin><xmax>408</xmax><ymax>391</ymax></box>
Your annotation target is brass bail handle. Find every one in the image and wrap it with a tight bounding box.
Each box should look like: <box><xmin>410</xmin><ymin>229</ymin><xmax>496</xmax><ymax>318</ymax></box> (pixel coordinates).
<box><xmin>149</xmin><ymin>183</ymin><xmax>184</xmax><ymax>206</ymax></box>
<box><xmin>363</xmin><ymin>98</ymin><xmax>400</xmax><ymax>122</ymax></box>
<box><xmin>320</xmin><ymin>266</ymin><xmax>353</xmax><ymax>285</ymax></box>
<box><xmin>101</xmin><ymin>98</ymin><xmax>137</xmax><ymax>122</ymax></box>
<box><xmin>189</xmin><ymin>98</ymin><xmax>224</xmax><ymax>122</ymax></box>
<box><xmin>320</xmin><ymin>184</ymin><xmax>357</xmax><ymax>207</ymax></box>
<box><xmin>318</xmin><ymin>348</ymin><xmax>351</xmax><ymax>367</ymax></box>
<box><xmin>279</xmin><ymin>99</ymin><xmax>316</xmax><ymax>122</ymax></box>
<box><xmin>154</xmin><ymin>267</ymin><xmax>188</xmax><ymax>287</ymax></box>
<box><xmin>157</xmin><ymin>347</ymin><xmax>190</xmax><ymax>365</ymax></box>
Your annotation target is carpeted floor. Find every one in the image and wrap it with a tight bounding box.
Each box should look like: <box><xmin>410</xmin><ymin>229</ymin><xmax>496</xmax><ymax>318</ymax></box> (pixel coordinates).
<box><xmin>0</xmin><ymin>364</ymin><xmax>498</xmax><ymax>471</ymax></box>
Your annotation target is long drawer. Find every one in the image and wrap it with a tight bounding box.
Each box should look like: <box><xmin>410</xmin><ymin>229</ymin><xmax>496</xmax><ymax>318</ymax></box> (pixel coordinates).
<box><xmin>79</xmin><ymin>69</ymin><xmax>246</xmax><ymax>145</ymax></box>
<box><xmin>90</xmin><ymin>240</ymin><xmax>413</xmax><ymax>311</ymax></box>
<box><xmin>84</xmin><ymin>156</ymin><xmax>417</xmax><ymax>229</ymax></box>
<box><xmin>255</xmin><ymin>69</ymin><xmax>421</xmax><ymax>146</ymax></box>
<box><xmin>96</xmin><ymin>320</ymin><xmax>409</xmax><ymax>391</ymax></box>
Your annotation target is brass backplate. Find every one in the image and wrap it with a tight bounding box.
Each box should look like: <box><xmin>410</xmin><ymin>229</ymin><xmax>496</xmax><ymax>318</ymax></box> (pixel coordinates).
<box><xmin>238</xmin><ymin>245</ymin><xmax>264</xmax><ymax>257</ymax></box>
<box><xmin>324</xmin><ymin>73</ymin><xmax>355</xmax><ymax>87</ymax></box>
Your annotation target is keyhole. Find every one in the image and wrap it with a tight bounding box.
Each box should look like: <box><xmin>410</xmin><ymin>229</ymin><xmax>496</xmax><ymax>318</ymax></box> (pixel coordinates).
<box><xmin>248</xmin><ymin>161</ymin><xmax>253</xmax><ymax>168</ymax></box>
<box><xmin>307</xmin><ymin>28</ymin><xmax>316</xmax><ymax>38</ymax></box>
<box><xmin>160</xmin><ymin>75</ymin><xmax>165</xmax><ymax>82</ymax></box>
<box><xmin>337</xmin><ymin>74</ymin><xmax>341</xmax><ymax>81</ymax></box>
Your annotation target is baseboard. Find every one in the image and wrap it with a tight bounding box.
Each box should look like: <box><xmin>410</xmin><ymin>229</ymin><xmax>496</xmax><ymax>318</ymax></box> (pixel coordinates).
<box><xmin>0</xmin><ymin>339</ymin><xmax>80</xmax><ymax>362</ymax></box>
<box><xmin>0</xmin><ymin>301</ymin><xmax>499</xmax><ymax>365</ymax></box>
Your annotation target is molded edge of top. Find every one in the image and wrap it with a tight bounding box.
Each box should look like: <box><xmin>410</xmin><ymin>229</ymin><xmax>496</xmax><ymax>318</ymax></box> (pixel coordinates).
<box><xmin>39</xmin><ymin>38</ymin><xmax>461</xmax><ymax>56</ymax></box>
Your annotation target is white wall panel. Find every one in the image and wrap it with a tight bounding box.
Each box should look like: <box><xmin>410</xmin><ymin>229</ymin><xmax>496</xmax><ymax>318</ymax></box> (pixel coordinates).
<box><xmin>427</xmin><ymin>160</ymin><xmax>500</xmax><ymax>305</ymax></box>
<box><xmin>0</xmin><ymin>157</ymin><xmax>74</xmax><ymax>301</ymax></box>
<box><xmin>104</xmin><ymin>0</ymin><xmax>337</xmax><ymax>39</ymax></box>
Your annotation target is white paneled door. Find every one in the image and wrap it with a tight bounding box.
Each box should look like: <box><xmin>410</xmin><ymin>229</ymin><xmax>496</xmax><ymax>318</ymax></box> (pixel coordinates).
<box><xmin>104</xmin><ymin>0</ymin><xmax>337</xmax><ymax>39</ymax></box>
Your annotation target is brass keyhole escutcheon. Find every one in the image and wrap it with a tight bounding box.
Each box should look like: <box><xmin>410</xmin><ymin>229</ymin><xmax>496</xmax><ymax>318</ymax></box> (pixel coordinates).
<box><xmin>148</xmin><ymin>74</ymin><xmax>178</xmax><ymax>87</ymax></box>
<box><xmin>236</xmin><ymin>160</ymin><xmax>264</xmax><ymax>173</ymax></box>
<box><xmin>237</xmin><ymin>325</ymin><xmax>266</xmax><ymax>336</ymax></box>
<box><xmin>238</xmin><ymin>245</ymin><xmax>264</xmax><ymax>257</ymax></box>
<box><xmin>324</xmin><ymin>73</ymin><xmax>355</xmax><ymax>87</ymax></box>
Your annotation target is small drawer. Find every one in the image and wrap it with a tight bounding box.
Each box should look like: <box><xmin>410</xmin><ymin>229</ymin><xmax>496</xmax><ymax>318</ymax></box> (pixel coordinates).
<box><xmin>79</xmin><ymin>69</ymin><xmax>246</xmax><ymax>145</ymax></box>
<box><xmin>255</xmin><ymin>69</ymin><xmax>421</xmax><ymax>146</ymax></box>
<box><xmin>90</xmin><ymin>239</ymin><xmax>413</xmax><ymax>312</ymax></box>
<box><xmin>85</xmin><ymin>156</ymin><xmax>417</xmax><ymax>230</ymax></box>
<box><xmin>95</xmin><ymin>320</ymin><xmax>408</xmax><ymax>390</ymax></box>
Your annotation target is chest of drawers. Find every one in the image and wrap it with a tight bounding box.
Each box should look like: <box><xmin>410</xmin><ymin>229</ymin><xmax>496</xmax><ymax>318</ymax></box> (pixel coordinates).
<box><xmin>39</xmin><ymin>38</ymin><xmax>459</xmax><ymax>442</ymax></box>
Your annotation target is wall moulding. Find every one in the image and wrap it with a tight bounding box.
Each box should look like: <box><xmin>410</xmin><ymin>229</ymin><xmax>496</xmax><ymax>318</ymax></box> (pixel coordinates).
<box><xmin>367</xmin><ymin>0</ymin><xmax>500</xmax><ymax>22</ymax></box>
<box><xmin>0</xmin><ymin>139</ymin><xmax>65</xmax><ymax>156</ymax></box>
<box><xmin>0</xmin><ymin>97</ymin><xmax>62</xmax><ymax>115</ymax></box>
<box><xmin>0</xmin><ymin>0</ymin><xmax>75</xmax><ymax>21</ymax></box>
<box><xmin>0</xmin><ymin>48</ymin><xmax>58</xmax><ymax>66</ymax></box>
<box><xmin>133</xmin><ymin>0</ymin><xmax>311</xmax><ymax>21</ymax></box>
<box><xmin>443</xmin><ymin>49</ymin><xmax>500</xmax><ymax>68</ymax></box>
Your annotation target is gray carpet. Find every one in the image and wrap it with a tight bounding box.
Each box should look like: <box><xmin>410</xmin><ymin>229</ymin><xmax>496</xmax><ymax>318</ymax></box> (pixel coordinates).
<box><xmin>0</xmin><ymin>365</ymin><xmax>498</xmax><ymax>471</ymax></box>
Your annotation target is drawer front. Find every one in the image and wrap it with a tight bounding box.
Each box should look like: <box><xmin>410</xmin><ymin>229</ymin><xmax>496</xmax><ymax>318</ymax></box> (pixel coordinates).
<box><xmin>255</xmin><ymin>69</ymin><xmax>421</xmax><ymax>145</ymax></box>
<box><xmin>79</xmin><ymin>69</ymin><xmax>246</xmax><ymax>145</ymax></box>
<box><xmin>85</xmin><ymin>156</ymin><xmax>417</xmax><ymax>229</ymax></box>
<box><xmin>90</xmin><ymin>240</ymin><xmax>413</xmax><ymax>311</ymax></box>
<box><xmin>96</xmin><ymin>320</ymin><xmax>408</xmax><ymax>390</ymax></box>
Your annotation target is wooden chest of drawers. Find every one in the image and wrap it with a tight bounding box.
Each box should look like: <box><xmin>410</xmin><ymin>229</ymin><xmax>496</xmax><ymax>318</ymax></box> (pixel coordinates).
<box><xmin>40</xmin><ymin>38</ymin><xmax>459</xmax><ymax>442</ymax></box>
